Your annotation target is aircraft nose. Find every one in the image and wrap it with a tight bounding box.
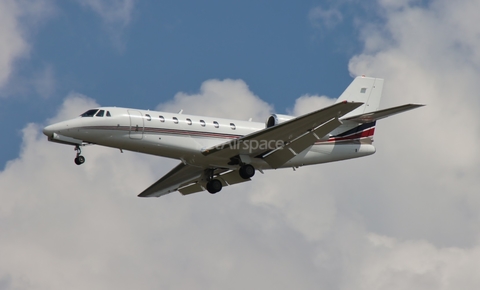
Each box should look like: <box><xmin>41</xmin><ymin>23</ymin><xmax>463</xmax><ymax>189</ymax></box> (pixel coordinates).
<box><xmin>43</xmin><ymin>123</ymin><xmax>63</xmax><ymax>137</ymax></box>
<box><xmin>43</xmin><ymin>124</ymin><xmax>54</xmax><ymax>137</ymax></box>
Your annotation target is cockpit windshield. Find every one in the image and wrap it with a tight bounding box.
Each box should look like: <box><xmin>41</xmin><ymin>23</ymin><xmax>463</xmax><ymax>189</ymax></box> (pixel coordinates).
<box><xmin>80</xmin><ymin>109</ymin><xmax>98</xmax><ymax>117</ymax></box>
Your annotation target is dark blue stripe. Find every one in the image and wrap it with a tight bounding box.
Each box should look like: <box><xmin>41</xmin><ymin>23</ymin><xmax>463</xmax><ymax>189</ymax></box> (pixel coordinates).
<box><xmin>334</xmin><ymin>121</ymin><xmax>376</xmax><ymax>137</ymax></box>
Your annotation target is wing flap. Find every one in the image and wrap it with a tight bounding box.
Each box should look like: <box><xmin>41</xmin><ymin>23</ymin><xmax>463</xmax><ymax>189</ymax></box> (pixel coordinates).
<box><xmin>218</xmin><ymin>170</ymin><xmax>251</xmax><ymax>185</ymax></box>
<box><xmin>179</xmin><ymin>183</ymin><xmax>206</xmax><ymax>195</ymax></box>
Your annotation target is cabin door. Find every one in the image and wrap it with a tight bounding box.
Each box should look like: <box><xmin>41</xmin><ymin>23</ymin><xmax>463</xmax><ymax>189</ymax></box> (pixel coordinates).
<box><xmin>128</xmin><ymin>110</ymin><xmax>144</xmax><ymax>140</ymax></box>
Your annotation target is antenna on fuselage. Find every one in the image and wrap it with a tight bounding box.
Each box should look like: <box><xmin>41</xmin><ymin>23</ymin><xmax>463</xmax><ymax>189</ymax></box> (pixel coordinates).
<box><xmin>178</xmin><ymin>109</ymin><xmax>183</xmax><ymax>114</ymax></box>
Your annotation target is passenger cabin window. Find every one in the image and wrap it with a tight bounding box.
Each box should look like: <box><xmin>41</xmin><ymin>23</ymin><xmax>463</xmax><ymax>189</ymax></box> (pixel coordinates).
<box><xmin>159</xmin><ymin>116</ymin><xmax>165</xmax><ymax>122</ymax></box>
<box><xmin>200</xmin><ymin>120</ymin><xmax>206</xmax><ymax>127</ymax></box>
<box><xmin>95</xmin><ymin>110</ymin><xmax>105</xmax><ymax>117</ymax></box>
<box><xmin>230</xmin><ymin>123</ymin><xmax>236</xmax><ymax>130</ymax></box>
<box><xmin>173</xmin><ymin>117</ymin><xmax>179</xmax><ymax>124</ymax></box>
<box><xmin>145</xmin><ymin>114</ymin><xmax>151</xmax><ymax>121</ymax></box>
<box><xmin>213</xmin><ymin>121</ymin><xmax>219</xmax><ymax>128</ymax></box>
<box><xmin>186</xmin><ymin>118</ymin><xmax>192</xmax><ymax>125</ymax></box>
<box><xmin>81</xmin><ymin>109</ymin><xmax>98</xmax><ymax>117</ymax></box>
<box><xmin>106</xmin><ymin>111</ymin><xmax>111</xmax><ymax>117</ymax></box>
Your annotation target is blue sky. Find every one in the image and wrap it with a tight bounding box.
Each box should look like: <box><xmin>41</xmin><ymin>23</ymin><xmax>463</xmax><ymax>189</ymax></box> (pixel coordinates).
<box><xmin>4</xmin><ymin>0</ymin><xmax>480</xmax><ymax>289</ymax></box>
<box><xmin>0</xmin><ymin>1</ymin><xmax>370</xmax><ymax>166</ymax></box>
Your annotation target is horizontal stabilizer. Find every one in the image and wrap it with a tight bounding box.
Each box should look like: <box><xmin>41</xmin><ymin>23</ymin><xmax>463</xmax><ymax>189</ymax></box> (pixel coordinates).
<box><xmin>342</xmin><ymin>104</ymin><xmax>424</xmax><ymax>123</ymax></box>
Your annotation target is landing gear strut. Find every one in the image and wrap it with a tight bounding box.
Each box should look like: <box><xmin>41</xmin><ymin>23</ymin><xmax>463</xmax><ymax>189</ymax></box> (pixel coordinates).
<box><xmin>74</xmin><ymin>145</ymin><xmax>85</xmax><ymax>165</ymax></box>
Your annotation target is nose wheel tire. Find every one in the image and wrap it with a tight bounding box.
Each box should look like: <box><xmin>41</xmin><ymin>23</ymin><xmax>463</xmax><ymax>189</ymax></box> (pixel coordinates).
<box><xmin>74</xmin><ymin>145</ymin><xmax>85</xmax><ymax>165</ymax></box>
<box><xmin>239</xmin><ymin>164</ymin><xmax>255</xmax><ymax>179</ymax></box>
<box><xmin>207</xmin><ymin>179</ymin><xmax>222</xmax><ymax>194</ymax></box>
<box><xmin>74</xmin><ymin>155</ymin><xmax>85</xmax><ymax>165</ymax></box>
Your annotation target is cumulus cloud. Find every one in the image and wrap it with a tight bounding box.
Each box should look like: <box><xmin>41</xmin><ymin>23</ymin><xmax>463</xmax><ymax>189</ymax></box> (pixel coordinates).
<box><xmin>0</xmin><ymin>89</ymin><xmax>334</xmax><ymax>289</ymax></box>
<box><xmin>3</xmin><ymin>71</ymin><xmax>480</xmax><ymax>289</ymax></box>
<box><xmin>0</xmin><ymin>0</ymin><xmax>54</xmax><ymax>91</ymax></box>
<box><xmin>349</xmin><ymin>0</ymin><xmax>480</xmax><ymax>246</ymax></box>
<box><xmin>288</xmin><ymin>94</ymin><xmax>335</xmax><ymax>116</ymax></box>
<box><xmin>3</xmin><ymin>0</ymin><xmax>480</xmax><ymax>288</ymax></box>
<box><xmin>156</xmin><ymin>79</ymin><xmax>274</xmax><ymax>122</ymax></box>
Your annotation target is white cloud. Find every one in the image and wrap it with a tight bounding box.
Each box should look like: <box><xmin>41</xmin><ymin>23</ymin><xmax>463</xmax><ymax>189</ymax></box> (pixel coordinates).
<box><xmin>288</xmin><ymin>94</ymin><xmax>335</xmax><ymax>116</ymax></box>
<box><xmin>2</xmin><ymin>71</ymin><xmax>479</xmax><ymax>289</ymax></box>
<box><xmin>3</xmin><ymin>0</ymin><xmax>480</xmax><ymax>288</ymax></box>
<box><xmin>0</xmin><ymin>91</ymin><xmax>332</xmax><ymax>289</ymax></box>
<box><xmin>156</xmin><ymin>79</ymin><xmax>274</xmax><ymax>122</ymax></box>
<box><xmin>0</xmin><ymin>0</ymin><xmax>27</xmax><ymax>89</ymax></box>
<box><xmin>348</xmin><ymin>0</ymin><xmax>480</xmax><ymax>247</ymax></box>
<box><xmin>0</xmin><ymin>0</ymin><xmax>55</xmax><ymax>93</ymax></box>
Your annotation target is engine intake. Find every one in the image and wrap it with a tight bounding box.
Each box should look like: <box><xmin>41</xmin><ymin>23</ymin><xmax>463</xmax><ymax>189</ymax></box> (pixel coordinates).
<box><xmin>265</xmin><ymin>114</ymin><xmax>295</xmax><ymax>128</ymax></box>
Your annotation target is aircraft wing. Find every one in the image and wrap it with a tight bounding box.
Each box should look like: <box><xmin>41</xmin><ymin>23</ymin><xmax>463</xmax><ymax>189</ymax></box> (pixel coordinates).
<box><xmin>137</xmin><ymin>163</ymin><xmax>248</xmax><ymax>197</ymax></box>
<box><xmin>138</xmin><ymin>163</ymin><xmax>205</xmax><ymax>197</ymax></box>
<box><xmin>202</xmin><ymin>101</ymin><xmax>364</xmax><ymax>168</ymax></box>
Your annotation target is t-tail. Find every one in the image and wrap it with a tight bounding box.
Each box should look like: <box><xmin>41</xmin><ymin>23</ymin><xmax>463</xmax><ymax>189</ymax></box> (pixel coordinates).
<box><xmin>329</xmin><ymin>76</ymin><xmax>424</xmax><ymax>144</ymax></box>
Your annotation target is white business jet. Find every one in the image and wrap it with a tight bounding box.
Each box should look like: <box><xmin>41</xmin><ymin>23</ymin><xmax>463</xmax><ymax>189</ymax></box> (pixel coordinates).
<box><xmin>43</xmin><ymin>76</ymin><xmax>423</xmax><ymax>197</ymax></box>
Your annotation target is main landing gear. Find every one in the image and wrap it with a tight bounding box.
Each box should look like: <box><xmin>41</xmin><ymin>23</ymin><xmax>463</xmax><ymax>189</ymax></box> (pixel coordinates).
<box><xmin>206</xmin><ymin>179</ymin><xmax>222</xmax><ymax>194</ymax></box>
<box><xmin>74</xmin><ymin>145</ymin><xmax>85</xmax><ymax>165</ymax></box>
<box><xmin>239</xmin><ymin>164</ymin><xmax>255</xmax><ymax>179</ymax></box>
<box><xmin>206</xmin><ymin>164</ymin><xmax>255</xmax><ymax>194</ymax></box>
<box><xmin>205</xmin><ymin>168</ymin><xmax>222</xmax><ymax>194</ymax></box>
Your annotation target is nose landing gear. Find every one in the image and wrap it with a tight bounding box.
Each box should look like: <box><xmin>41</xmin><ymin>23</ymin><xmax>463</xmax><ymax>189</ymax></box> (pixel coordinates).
<box><xmin>74</xmin><ymin>146</ymin><xmax>85</xmax><ymax>165</ymax></box>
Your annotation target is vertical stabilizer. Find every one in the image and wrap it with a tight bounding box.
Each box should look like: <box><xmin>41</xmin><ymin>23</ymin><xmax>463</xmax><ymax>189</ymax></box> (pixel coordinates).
<box><xmin>336</xmin><ymin>76</ymin><xmax>384</xmax><ymax>119</ymax></box>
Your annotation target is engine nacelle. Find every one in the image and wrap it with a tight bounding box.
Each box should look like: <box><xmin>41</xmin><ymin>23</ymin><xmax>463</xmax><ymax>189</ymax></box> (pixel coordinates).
<box><xmin>265</xmin><ymin>114</ymin><xmax>295</xmax><ymax>128</ymax></box>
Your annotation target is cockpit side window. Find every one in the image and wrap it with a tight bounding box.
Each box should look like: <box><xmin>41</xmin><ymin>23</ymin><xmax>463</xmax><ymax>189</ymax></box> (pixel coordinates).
<box><xmin>80</xmin><ymin>109</ymin><xmax>98</xmax><ymax>117</ymax></box>
<box><xmin>106</xmin><ymin>111</ymin><xmax>111</xmax><ymax>117</ymax></box>
<box><xmin>95</xmin><ymin>110</ymin><xmax>105</xmax><ymax>117</ymax></box>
